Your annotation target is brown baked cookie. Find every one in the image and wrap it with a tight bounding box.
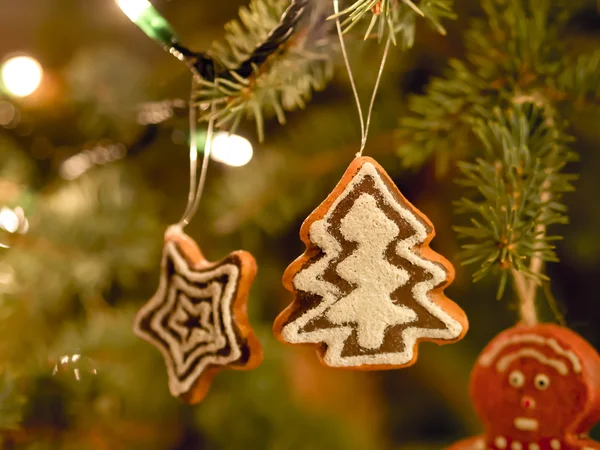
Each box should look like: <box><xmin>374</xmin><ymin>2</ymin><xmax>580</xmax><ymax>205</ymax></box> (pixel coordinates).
<box><xmin>134</xmin><ymin>225</ymin><xmax>263</xmax><ymax>403</ymax></box>
<box><xmin>273</xmin><ymin>156</ymin><xmax>468</xmax><ymax>370</ymax></box>
<box><xmin>447</xmin><ymin>323</ymin><xmax>600</xmax><ymax>450</ymax></box>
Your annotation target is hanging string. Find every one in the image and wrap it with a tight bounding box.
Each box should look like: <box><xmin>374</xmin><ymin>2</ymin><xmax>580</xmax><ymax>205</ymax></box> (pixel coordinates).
<box><xmin>333</xmin><ymin>0</ymin><xmax>366</xmax><ymax>149</ymax></box>
<box><xmin>179</xmin><ymin>80</ymin><xmax>217</xmax><ymax>227</ymax></box>
<box><xmin>332</xmin><ymin>0</ymin><xmax>392</xmax><ymax>158</ymax></box>
<box><xmin>179</xmin><ymin>78</ymin><xmax>199</xmax><ymax>225</ymax></box>
<box><xmin>363</xmin><ymin>36</ymin><xmax>391</xmax><ymax>151</ymax></box>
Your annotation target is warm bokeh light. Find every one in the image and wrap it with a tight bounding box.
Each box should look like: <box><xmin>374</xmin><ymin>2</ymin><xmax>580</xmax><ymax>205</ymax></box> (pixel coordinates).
<box><xmin>0</xmin><ymin>207</ymin><xmax>20</xmax><ymax>233</ymax></box>
<box><xmin>0</xmin><ymin>101</ymin><xmax>16</xmax><ymax>126</ymax></box>
<box><xmin>116</xmin><ymin>0</ymin><xmax>152</xmax><ymax>22</ymax></box>
<box><xmin>1</xmin><ymin>55</ymin><xmax>43</xmax><ymax>97</ymax></box>
<box><xmin>53</xmin><ymin>354</ymin><xmax>98</xmax><ymax>381</ymax></box>
<box><xmin>210</xmin><ymin>132</ymin><xmax>254</xmax><ymax>167</ymax></box>
<box><xmin>60</xmin><ymin>143</ymin><xmax>127</xmax><ymax>180</ymax></box>
<box><xmin>0</xmin><ymin>206</ymin><xmax>28</xmax><ymax>236</ymax></box>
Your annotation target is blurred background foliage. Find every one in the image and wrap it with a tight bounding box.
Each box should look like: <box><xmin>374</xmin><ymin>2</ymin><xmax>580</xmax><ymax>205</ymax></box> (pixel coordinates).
<box><xmin>0</xmin><ymin>0</ymin><xmax>599</xmax><ymax>448</ymax></box>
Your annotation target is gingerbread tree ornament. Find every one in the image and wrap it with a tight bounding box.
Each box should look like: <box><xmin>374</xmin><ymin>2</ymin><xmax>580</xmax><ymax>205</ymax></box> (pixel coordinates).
<box><xmin>134</xmin><ymin>226</ymin><xmax>263</xmax><ymax>404</ymax></box>
<box><xmin>447</xmin><ymin>323</ymin><xmax>600</xmax><ymax>450</ymax></box>
<box><xmin>273</xmin><ymin>156</ymin><xmax>468</xmax><ymax>369</ymax></box>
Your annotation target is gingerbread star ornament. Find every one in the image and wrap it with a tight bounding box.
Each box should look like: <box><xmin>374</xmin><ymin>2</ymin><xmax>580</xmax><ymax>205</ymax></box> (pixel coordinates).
<box><xmin>134</xmin><ymin>226</ymin><xmax>263</xmax><ymax>404</ymax></box>
<box><xmin>447</xmin><ymin>323</ymin><xmax>600</xmax><ymax>450</ymax></box>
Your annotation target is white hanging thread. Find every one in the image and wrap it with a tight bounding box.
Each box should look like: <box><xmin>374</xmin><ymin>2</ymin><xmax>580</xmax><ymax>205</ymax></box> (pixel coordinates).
<box><xmin>332</xmin><ymin>0</ymin><xmax>392</xmax><ymax>158</ymax></box>
<box><xmin>179</xmin><ymin>78</ymin><xmax>217</xmax><ymax>227</ymax></box>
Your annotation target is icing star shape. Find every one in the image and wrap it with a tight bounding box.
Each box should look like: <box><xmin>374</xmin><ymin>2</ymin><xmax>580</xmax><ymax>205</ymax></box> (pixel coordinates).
<box><xmin>134</xmin><ymin>226</ymin><xmax>262</xmax><ymax>404</ymax></box>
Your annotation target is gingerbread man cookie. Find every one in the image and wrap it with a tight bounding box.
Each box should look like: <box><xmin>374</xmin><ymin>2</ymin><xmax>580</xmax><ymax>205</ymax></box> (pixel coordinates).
<box><xmin>273</xmin><ymin>156</ymin><xmax>468</xmax><ymax>370</ymax></box>
<box><xmin>447</xmin><ymin>323</ymin><xmax>600</xmax><ymax>450</ymax></box>
<box><xmin>134</xmin><ymin>226</ymin><xmax>263</xmax><ymax>403</ymax></box>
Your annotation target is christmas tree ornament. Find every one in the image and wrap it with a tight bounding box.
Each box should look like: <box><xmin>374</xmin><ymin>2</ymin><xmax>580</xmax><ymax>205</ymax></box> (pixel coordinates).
<box><xmin>134</xmin><ymin>225</ymin><xmax>262</xmax><ymax>403</ymax></box>
<box><xmin>133</xmin><ymin>84</ymin><xmax>263</xmax><ymax>403</ymax></box>
<box><xmin>447</xmin><ymin>323</ymin><xmax>600</xmax><ymax>450</ymax></box>
<box><xmin>273</xmin><ymin>157</ymin><xmax>468</xmax><ymax>369</ymax></box>
<box><xmin>273</xmin><ymin>1</ymin><xmax>468</xmax><ymax>369</ymax></box>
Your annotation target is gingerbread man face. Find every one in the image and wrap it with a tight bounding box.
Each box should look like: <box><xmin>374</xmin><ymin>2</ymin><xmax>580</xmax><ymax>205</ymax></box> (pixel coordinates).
<box><xmin>469</xmin><ymin>324</ymin><xmax>600</xmax><ymax>447</ymax></box>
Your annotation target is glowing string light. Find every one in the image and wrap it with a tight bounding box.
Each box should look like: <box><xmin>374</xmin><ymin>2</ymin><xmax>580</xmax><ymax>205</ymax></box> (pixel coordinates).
<box><xmin>117</xmin><ymin>0</ymin><xmax>151</xmax><ymax>21</ymax></box>
<box><xmin>116</xmin><ymin>0</ymin><xmax>181</xmax><ymax>52</ymax></box>
<box><xmin>210</xmin><ymin>132</ymin><xmax>254</xmax><ymax>167</ymax></box>
<box><xmin>1</xmin><ymin>55</ymin><xmax>43</xmax><ymax>98</ymax></box>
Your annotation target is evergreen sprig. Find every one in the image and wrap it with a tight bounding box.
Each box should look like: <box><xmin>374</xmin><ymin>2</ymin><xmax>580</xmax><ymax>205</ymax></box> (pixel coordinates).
<box><xmin>396</xmin><ymin>0</ymin><xmax>598</xmax><ymax>298</ymax></box>
<box><xmin>397</xmin><ymin>0</ymin><xmax>597</xmax><ymax>172</ymax></box>
<box><xmin>556</xmin><ymin>51</ymin><xmax>600</xmax><ymax>107</ymax></box>
<box><xmin>397</xmin><ymin>59</ymin><xmax>495</xmax><ymax>174</ymax></box>
<box><xmin>453</xmin><ymin>105</ymin><xmax>577</xmax><ymax>298</ymax></box>
<box><xmin>195</xmin><ymin>0</ymin><xmax>336</xmax><ymax>141</ymax></box>
<box><xmin>331</xmin><ymin>0</ymin><xmax>455</xmax><ymax>46</ymax></box>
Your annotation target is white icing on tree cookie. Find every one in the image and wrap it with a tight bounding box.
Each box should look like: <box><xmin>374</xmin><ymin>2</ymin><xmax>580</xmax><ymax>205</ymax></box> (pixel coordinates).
<box><xmin>278</xmin><ymin>159</ymin><xmax>466</xmax><ymax>368</ymax></box>
<box><xmin>325</xmin><ymin>193</ymin><xmax>417</xmax><ymax>349</ymax></box>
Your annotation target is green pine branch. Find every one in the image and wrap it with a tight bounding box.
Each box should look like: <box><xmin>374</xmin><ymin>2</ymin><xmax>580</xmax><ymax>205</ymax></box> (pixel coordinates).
<box><xmin>195</xmin><ymin>0</ymin><xmax>458</xmax><ymax>141</ymax></box>
<box><xmin>397</xmin><ymin>0</ymin><xmax>584</xmax><ymax>173</ymax></box>
<box><xmin>555</xmin><ymin>51</ymin><xmax>600</xmax><ymax>107</ymax></box>
<box><xmin>195</xmin><ymin>0</ymin><xmax>336</xmax><ymax>141</ymax></box>
<box><xmin>396</xmin><ymin>0</ymin><xmax>597</xmax><ymax>309</ymax></box>
<box><xmin>453</xmin><ymin>105</ymin><xmax>577</xmax><ymax>298</ymax></box>
<box><xmin>397</xmin><ymin>59</ymin><xmax>495</xmax><ymax>173</ymax></box>
<box><xmin>331</xmin><ymin>0</ymin><xmax>455</xmax><ymax>46</ymax></box>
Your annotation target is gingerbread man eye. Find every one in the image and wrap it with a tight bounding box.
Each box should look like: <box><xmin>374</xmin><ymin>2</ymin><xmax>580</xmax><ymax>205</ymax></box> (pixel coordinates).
<box><xmin>508</xmin><ymin>370</ymin><xmax>525</xmax><ymax>388</ymax></box>
<box><xmin>534</xmin><ymin>373</ymin><xmax>550</xmax><ymax>390</ymax></box>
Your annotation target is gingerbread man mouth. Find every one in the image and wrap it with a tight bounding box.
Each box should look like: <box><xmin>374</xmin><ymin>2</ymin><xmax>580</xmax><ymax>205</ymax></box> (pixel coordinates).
<box><xmin>514</xmin><ymin>417</ymin><xmax>539</xmax><ymax>431</ymax></box>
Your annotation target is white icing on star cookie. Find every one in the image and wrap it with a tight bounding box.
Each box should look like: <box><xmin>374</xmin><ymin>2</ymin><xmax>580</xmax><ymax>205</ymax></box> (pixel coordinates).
<box><xmin>134</xmin><ymin>230</ymin><xmax>261</xmax><ymax>402</ymax></box>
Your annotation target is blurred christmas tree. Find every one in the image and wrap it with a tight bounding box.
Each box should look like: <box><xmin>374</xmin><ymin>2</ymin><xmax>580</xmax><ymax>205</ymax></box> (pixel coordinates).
<box><xmin>0</xmin><ymin>0</ymin><xmax>599</xmax><ymax>449</ymax></box>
